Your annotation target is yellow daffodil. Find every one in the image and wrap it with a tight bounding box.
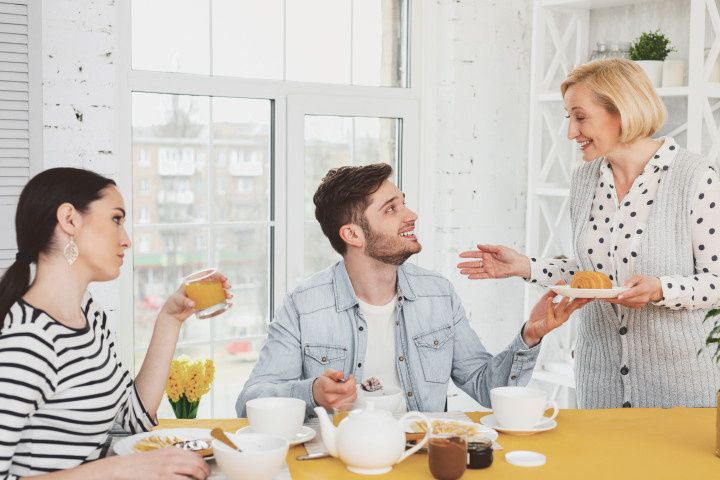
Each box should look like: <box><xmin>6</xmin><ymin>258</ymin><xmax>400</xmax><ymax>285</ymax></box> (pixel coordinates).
<box><xmin>165</xmin><ymin>356</ymin><xmax>215</xmax><ymax>419</ymax></box>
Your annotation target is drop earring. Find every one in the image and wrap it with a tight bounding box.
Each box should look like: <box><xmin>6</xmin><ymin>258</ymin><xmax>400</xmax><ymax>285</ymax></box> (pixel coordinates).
<box><xmin>64</xmin><ymin>237</ymin><xmax>79</xmax><ymax>265</ymax></box>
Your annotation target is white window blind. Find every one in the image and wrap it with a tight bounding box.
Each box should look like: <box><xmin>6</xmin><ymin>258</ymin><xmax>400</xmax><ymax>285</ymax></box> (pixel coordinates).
<box><xmin>0</xmin><ymin>0</ymin><xmax>40</xmax><ymax>271</ymax></box>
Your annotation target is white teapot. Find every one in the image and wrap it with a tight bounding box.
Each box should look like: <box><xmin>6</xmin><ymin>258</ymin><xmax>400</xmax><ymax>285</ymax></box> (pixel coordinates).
<box><xmin>314</xmin><ymin>402</ymin><xmax>430</xmax><ymax>475</ymax></box>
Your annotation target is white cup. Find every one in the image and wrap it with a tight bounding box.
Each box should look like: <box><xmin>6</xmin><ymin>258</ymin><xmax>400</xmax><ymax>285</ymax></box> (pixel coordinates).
<box><xmin>246</xmin><ymin>397</ymin><xmax>305</xmax><ymax>439</ymax></box>
<box><xmin>490</xmin><ymin>386</ymin><xmax>558</xmax><ymax>430</ymax></box>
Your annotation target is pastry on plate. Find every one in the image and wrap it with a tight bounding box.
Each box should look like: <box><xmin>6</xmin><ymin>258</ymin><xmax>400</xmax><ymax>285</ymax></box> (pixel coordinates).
<box><xmin>570</xmin><ymin>271</ymin><xmax>612</xmax><ymax>289</ymax></box>
<box><xmin>133</xmin><ymin>435</ymin><xmax>213</xmax><ymax>457</ymax></box>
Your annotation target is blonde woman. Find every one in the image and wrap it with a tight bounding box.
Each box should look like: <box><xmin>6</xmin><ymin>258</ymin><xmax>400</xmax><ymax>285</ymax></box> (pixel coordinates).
<box><xmin>458</xmin><ymin>59</ymin><xmax>720</xmax><ymax>408</ymax></box>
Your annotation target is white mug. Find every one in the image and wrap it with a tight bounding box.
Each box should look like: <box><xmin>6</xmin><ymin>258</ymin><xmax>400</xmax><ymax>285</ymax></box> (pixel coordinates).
<box><xmin>490</xmin><ymin>386</ymin><xmax>558</xmax><ymax>430</ymax></box>
<box><xmin>246</xmin><ymin>397</ymin><xmax>305</xmax><ymax>439</ymax></box>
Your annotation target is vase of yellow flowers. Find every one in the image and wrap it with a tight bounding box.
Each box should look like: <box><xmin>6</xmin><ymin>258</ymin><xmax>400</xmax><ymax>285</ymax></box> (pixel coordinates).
<box><xmin>704</xmin><ymin>308</ymin><xmax>720</xmax><ymax>457</ymax></box>
<box><xmin>165</xmin><ymin>355</ymin><xmax>215</xmax><ymax>419</ymax></box>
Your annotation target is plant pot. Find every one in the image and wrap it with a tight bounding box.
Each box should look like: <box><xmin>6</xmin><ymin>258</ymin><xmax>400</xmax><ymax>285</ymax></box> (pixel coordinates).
<box><xmin>716</xmin><ymin>389</ymin><xmax>720</xmax><ymax>458</ymax></box>
<box><xmin>661</xmin><ymin>59</ymin><xmax>685</xmax><ymax>87</ymax></box>
<box><xmin>635</xmin><ymin>60</ymin><xmax>663</xmax><ymax>87</ymax></box>
<box><xmin>170</xmin><ymin>395</ymin><xmax>200</xmax><ymax>419</ymax></box>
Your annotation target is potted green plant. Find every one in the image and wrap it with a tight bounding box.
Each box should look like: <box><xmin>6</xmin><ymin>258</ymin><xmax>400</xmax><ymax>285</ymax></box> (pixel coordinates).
<box><xmin>703</xmin><ymin>308</ymin><xmax>720</xmax><ymax>457</ymax></box>
<box><xmin>629</xmin><ymin>29</ymin><xmax>676</xmax><ymax>87</ymax></box>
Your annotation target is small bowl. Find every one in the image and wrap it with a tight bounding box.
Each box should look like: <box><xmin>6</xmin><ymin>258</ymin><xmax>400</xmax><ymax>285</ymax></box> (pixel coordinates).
<box><xmin>213</xmin><ymin>433</ymin><xmax>289</xmax><ymax>480</ymax></box>
<box><xmin>355</xmin><ymin>385</ymin><xmax>404</xmax><ymax>412</ymax></box>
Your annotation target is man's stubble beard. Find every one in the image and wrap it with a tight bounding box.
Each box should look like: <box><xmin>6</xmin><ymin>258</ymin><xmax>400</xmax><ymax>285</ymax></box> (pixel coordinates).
<box><xmin>360</xmin><ymin>218</ymin><xmax>422</xmax><ymax>266</ymax></box>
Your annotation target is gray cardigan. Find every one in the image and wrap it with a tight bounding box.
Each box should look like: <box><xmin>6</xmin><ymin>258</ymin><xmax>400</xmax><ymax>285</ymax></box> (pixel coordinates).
<box><xmin>569</xmin><ymin>148</ymin><xmax>720</xmax><ymax>408</ymax></box>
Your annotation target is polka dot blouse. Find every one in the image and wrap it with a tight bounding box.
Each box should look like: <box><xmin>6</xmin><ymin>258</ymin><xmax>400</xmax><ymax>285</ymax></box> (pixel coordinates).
<box><xmin>529</xmin><ymin>137</ymin><xmax>720</xmax><ymax>310</ymax></box>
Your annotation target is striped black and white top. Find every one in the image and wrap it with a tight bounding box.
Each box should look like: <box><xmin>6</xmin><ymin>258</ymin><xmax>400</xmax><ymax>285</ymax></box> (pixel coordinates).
<box><xmin>0</xmin><ymin>294</ymin><xmax>156</xmax><ymax>479</ymax></box>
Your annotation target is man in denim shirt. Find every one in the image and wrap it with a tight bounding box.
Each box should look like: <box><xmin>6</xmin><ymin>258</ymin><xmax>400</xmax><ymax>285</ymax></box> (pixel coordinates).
<box><xmin>237</xmin><ymin>164</ymin><xmax>589</xmax><ymax>417</ymax></box>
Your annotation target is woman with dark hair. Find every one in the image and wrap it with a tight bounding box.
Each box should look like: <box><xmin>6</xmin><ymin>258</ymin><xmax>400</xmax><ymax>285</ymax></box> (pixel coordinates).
<box><xmin>0</xmin><ymin>168</ymin><xmax>229</xmax><ymax>479</ymax></box>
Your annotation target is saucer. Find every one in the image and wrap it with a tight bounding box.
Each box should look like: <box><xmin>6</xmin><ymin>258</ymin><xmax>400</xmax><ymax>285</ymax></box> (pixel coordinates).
<box><xmin>235</xmin><ymin>425</ymin><xmax>316</xmax><ymax>446</ymax></box>
<box><xmin>480</xmin><ymin>414</ymin><xmax>556</xmax><ymax>435</ymax></box>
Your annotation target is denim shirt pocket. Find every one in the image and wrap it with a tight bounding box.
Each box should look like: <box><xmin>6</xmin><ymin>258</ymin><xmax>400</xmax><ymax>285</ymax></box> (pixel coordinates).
<box><xmin>412</xmin><ymin>325</ymin><xmax>454</xmax><ymax>384</ymax></box>
<box><xmin>303</xmin><ymin>344</ymin><xmax>348</xmax><ymax>377</ymax></box>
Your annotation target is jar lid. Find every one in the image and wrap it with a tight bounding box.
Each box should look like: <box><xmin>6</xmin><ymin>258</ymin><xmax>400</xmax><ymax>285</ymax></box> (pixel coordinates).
<box><xmin>505</xmin><ymin>450</ymin><xmax>546</xmax><ymax>467</ymax></box>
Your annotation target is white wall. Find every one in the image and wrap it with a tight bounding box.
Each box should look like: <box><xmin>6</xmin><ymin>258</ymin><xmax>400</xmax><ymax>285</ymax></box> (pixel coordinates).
<box><xmin>41</xmin><ymin>0</ymin><xmax>121</xmax><ymax>311</ymax></box>
<box><xmin>432</xmin><ymin>0</ymin><xmax>533</xmax><ymax>410</ymax></box>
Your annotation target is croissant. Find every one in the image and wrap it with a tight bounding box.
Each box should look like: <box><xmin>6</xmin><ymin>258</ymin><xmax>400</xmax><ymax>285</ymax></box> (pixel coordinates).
<box><xmin>570</xmin><ymin>271</ymin><xmax>612</xmax><ymax>289</ymax></box>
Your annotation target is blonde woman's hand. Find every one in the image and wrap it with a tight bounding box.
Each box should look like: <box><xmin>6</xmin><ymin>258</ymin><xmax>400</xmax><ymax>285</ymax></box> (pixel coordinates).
<box><xmin>605</xmin><ymin>275</ymin><xmax>662</xmax><ymax>309</ymax></box>
<box><xmin>522</xmin><ymin>282</ymin><xmax>592</xmax><ymax>347</ymax></box>
<box><xmin>111</xmin><ymin>448</ymin><xmax>211</xmax><ymax>480</ymax></box>
<box><xmin>161</xmin><ymin>272</ymin><xmax>233</xmax><ymax>323</ymax></box>
<box><xmin>457</xmin><ymin>244</ymin><xmax>531</xmax><ymax>280</ymax></box>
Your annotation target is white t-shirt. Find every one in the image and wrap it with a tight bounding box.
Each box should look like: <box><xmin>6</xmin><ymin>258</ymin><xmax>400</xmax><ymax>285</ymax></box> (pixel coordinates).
<box><xmin>358</xmin><ymin>297</ymin><xmax>407</xmax><ymax>413</ymax></box>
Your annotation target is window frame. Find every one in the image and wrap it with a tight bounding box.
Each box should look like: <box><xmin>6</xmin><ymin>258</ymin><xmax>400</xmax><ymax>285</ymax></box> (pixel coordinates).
<box><xmin>115</xmin><ymin>1</ymin><xmax>430</xmax><ymax>415</ymax></box>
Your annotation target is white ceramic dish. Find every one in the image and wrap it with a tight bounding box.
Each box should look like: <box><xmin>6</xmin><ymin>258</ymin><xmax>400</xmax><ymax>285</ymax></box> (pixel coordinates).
<box><xmin>112</xmin><ymin>428</ymin><xmax>212</xmax><ymax>457</ymax></box>
<box><xmin>505</xmin><ymin>450</ymin><xmax>547</xmax><ymax>467</ymax></box>
<box><xmin>550</xmin><ymin>285</ymin><xmax>629</xmax><ymax>299</ymax></box>
<box><xmin>235</xmin><ymin>425</ymin><xmax>315</xmax><ymax>446</ymax></box>
<box><xmin>404</xmin><ymin>418</ymin><xmax>498</xmax><ymax>442</ymax></box>
<box><xmin>213</xmin><ymin>432</ymin><xmax>288</xmax><ymax>480</ymax></box>
<box><xmin>480</xmin><ymin>414</ymin><xmax>557</xmax><ymax>436</ymax></box>
<box><xmin>354</xmin><ymin>385</ymin><xmax>404</xmax><ymax>412</ymax></box>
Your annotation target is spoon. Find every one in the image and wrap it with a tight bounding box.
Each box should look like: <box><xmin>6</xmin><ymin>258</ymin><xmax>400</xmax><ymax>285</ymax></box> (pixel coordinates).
<box><xmin>211</xmin><ymin>428</ymin><xmax>242</xmax><ymax>452</ymax></box>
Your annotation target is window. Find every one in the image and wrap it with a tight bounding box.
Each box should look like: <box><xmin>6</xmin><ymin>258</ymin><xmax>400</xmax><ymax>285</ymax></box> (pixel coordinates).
<box><xmin>122</xmin><ymin>0</ymin><xmax>419</xmax><ymax>418</ymax></box>
<box><xmin>137</xmin><ymin>148</ymin><xmax>150</xmax><ymax>167</ymax></box>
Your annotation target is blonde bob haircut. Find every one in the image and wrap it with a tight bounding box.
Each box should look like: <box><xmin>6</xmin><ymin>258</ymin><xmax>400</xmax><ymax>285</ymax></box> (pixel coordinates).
<box><xmin>560</xmin><ymin>58</ymin><xmax>666</xmax><ymax>144</ymax></box>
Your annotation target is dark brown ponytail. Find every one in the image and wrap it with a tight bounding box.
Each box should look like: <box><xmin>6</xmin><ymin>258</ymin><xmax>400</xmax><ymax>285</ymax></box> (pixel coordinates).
<box><xmin>0</xmin><ymin>168</ymin><xmax>116</xmax><ymax>327</ymax></box>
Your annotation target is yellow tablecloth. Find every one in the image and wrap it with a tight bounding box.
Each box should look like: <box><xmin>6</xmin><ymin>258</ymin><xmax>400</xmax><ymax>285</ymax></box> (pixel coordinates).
<box><xmin>159</xmin><ymin>408</ymin><xmax>719</xmax><ymax>479</ymax></box>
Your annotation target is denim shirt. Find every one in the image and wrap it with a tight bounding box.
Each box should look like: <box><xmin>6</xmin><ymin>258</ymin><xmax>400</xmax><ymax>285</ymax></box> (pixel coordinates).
<box><xmin>236</xmin><ymin>261</ymin><xmax>540</xmax><ymax>418</ymax></box>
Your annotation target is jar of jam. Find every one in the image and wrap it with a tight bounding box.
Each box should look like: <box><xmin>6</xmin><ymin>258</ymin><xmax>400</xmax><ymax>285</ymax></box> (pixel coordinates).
<box><xmin>467</xmin><ymin>438</ymin><xmax>493</xmax><ymax>469</ymax></box>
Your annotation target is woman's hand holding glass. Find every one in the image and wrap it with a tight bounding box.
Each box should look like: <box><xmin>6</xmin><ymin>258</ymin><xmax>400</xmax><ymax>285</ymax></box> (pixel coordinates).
<box><xmin>161</xmin><ymin>272</ymin><xmax>233</xmax><ymax>324</ymax></box>
<box><xmin>457</xmin><ymin>244</ymin><xmax>531</xmax><ymax>280</ymax></box>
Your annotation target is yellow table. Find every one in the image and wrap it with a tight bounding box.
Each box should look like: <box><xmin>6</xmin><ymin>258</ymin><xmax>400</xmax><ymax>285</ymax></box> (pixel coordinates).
<box><xmin>159</xmin><ymin>408</ymin><xmax>719</xmax><ymax>479</ymax></box>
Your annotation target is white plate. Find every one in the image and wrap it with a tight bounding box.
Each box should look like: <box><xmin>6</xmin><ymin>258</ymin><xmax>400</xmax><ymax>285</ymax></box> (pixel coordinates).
<box><xmin>480</xmin><ymin>414</ymin><xmax>557</xmax><ymax>436</ymax></box>
<box><xmin>404</xmin><ymin>418</ymin><xmax>498</xmax><ymax>442</ymax></box>
<box><xmin>234</xmin><ymin>425</ymin><xmax>316</xmax><ymax>446</ymax></box>
<box><xmin>113</xmin><ymin>428</ymin><xmax>212</xmax><ymax>457</ymax></box>
<box><xmin>550</xmin><ymin>285</ymin><xmax>629</xmax><ymax>299</ymax></box>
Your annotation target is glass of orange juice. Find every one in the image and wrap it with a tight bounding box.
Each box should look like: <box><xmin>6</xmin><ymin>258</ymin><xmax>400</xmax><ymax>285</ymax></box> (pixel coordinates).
<box><xmin>183</xmin><ymin>268</ymin><xmax>230</xmax><ymax>319</ymax></box>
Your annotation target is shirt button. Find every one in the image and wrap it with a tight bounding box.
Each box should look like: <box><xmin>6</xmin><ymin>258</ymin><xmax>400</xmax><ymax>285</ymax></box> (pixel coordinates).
<box><xmin>407</xmin><ymin>391</ymin><xmax>413</xmax><ymax>397</ymax></box>
<box><xmin>433</xmin><ymin>340</ymin><xmax>439</xmax><ymax>346</ymax></box>
<box><xmin>359</xmin><ymin>326</ymin><xmax>364</xmax><ymax>331</ymax></box>
<box><xmin>510</xmin><ymin>374</ymin><xmax>518</xmax><ymax>380</ymax></box>
<box><xmin>399</xmin><ymin>356</ymin><xmax>405</xmax><ymax>362</ymax></box>
<box><xmin>620</xmin><ymin>366</ymin><xmax>629</xmax><ymax>375</ymax></box>
<box><xmin>357</xmin><ymin>363</ymin><xmax>362</xmax><ymax>368</ymax></box>
<box><xmin>623</xmin><ymin>401</ymin><xmax>632</xmax><ymax>408</ymax></box>
<box><xmin>619</xmin><ymin>326</ymin><xmax>627</xmax><ymax>335</ymax></box>
<box><xmin>321</xmin><ymin>356</ymin><xmax>327</xmax><ymax>363</ymax></box>
<box><xmin>395</xmin><ymin>321</ymin><xmax>399</xmax><ymax>326</ymax></box>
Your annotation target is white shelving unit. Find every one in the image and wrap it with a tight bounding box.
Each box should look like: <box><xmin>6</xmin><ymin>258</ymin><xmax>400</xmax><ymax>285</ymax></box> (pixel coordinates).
<box><xmin>525</xmin><ymin>0</ymin><xmax>720</xmax><ymax>405</ymax></box>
